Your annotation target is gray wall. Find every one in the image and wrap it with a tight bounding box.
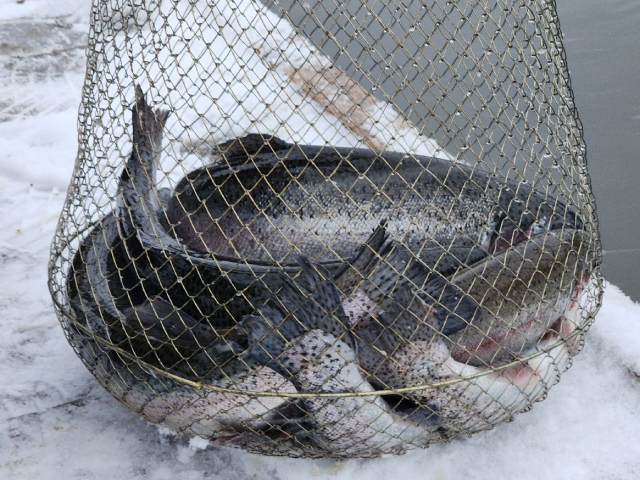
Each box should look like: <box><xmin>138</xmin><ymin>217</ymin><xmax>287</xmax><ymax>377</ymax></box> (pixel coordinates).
<box><xmin>557</xmin><ymin>0</ymin><xmax>640</xmax><ymax>301</ymax></box>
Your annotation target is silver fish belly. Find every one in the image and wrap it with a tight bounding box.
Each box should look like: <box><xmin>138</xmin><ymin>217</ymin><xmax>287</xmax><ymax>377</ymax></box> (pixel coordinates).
<box><xmin>273</xmin><ymin>329</ymin><xmax>441</xmax><ymax>455</ymax></box>
<box><xmin>389</xmin><ymin>333</ymin><xmax>573</xmax><ymax>434</ymax></box>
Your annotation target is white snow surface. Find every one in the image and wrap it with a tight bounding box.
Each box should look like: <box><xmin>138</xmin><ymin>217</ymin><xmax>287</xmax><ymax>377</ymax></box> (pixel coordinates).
<box><xmin>2</xmin><ymin>1</ymin><xmax>640</xmax><ymax>478</ymax></box>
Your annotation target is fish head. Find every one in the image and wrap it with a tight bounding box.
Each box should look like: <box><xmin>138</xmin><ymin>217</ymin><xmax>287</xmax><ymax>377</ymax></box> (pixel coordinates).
<box><xmin>448</xmin><ymin>228</ymin><xmax>594</xmax><ymax>366</ymax></box>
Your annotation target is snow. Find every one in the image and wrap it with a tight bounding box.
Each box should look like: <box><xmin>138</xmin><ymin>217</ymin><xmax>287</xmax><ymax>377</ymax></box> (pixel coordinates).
<box><xmin>1</xmin><ymin>0</ymin><xmax>640</xmax><ymax>478</ymax></box>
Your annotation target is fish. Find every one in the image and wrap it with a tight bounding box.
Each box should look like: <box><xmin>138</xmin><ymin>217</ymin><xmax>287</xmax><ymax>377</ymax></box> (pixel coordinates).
<box><xmin>239</xmin><ymin>235</ymin><xmax>444</xmax><ymax>455</ymax></box>
<box><xmin>122</xmin><ymin>296</ymin><xmax>233</xmax><ymax>351</ymax></box>
<box><xmin>353</xmin><ymin>285</ymin><xmax>578</xmax><ymax>434</ymax></box>
<box><xmin>166</xmin><ymin>132</ymin><xmax>582</xmax><ymax>269</ymax></box>
<box><xmin>116</xmin><ymin>86</ymin><xmax>279</xmax><ymax>328</ymax></box>
<box><xmin>65</xmin><ymin>212</ymin><xmax>302</xmax><ymax>445</ymax></box>
<box><xmin>118</xmin><ymin>87</ymin><xmax>582</xmax><ymax>333</ymax></box>
<box><xmin>240</xmin><ymin>224</ymin><xmax>590</xmax><ymax>443</ymax></box>
<box><xmin>353</xmin><ymin>228</ymin><xmax>591</xmax><ymax>371</ymax></box>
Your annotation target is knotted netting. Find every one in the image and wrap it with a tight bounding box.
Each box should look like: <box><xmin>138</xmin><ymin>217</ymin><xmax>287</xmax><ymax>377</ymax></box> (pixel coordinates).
<box><xmin>48</xmin><ymin>0</ymin><xmax>603</xmax><ymax>457</ymax></box>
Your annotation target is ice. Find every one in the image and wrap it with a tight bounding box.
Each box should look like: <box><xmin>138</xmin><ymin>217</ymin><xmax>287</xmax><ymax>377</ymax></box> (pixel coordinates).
<box><xmin>1</xmin><ymin>0</ymin><xmax>639</xmax><ymax>478</ymax></box>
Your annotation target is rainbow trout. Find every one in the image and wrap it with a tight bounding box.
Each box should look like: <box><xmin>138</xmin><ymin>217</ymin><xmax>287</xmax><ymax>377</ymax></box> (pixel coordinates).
<box><xmin>240</xmin><ymin>226</ymin><xmax>588</xmax><ymax>444</ymax></box>
<box><xmin>354</xmin><ymin>228</ymin><xmax>591</xmax><ymax>369</ymax></box>
<box><xmin>166</xmin><ymin>135</ymin><xmax>582</xmax><ymax>266</ymax></box>
<box><xmin>354</xmin><ymin>284</ymin><xmax>579</xmax><ymax>433</ymax></box>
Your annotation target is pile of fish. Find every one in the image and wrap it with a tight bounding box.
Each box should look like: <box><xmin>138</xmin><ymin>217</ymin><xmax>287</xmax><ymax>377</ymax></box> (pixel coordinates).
<box><xmin>64</xmin><ymin>86</ymin><xmax>593</xmax><ymax>456</ymax></box>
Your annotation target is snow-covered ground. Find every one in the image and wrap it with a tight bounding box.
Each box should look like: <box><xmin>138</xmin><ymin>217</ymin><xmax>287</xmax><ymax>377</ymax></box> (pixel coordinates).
<box><xmin>1</xmin><ymin>1</ymin><xmax>640</xmax><ymax>478</ymax></box>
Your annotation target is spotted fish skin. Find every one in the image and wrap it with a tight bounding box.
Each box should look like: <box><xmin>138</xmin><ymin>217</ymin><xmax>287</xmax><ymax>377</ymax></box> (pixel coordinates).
<box><xmin>353</xmin><ymin>265</ymin><xmax>581</xmax><ymax>433</ymax></box>
<box><xmin>273</xmin><ymin>329</ymin><xmax>441</xmax><ymax>455</ymax></box>
<box><xmin>240</xmin><ymin>245</ymin><xmax>442</xmax><ymax>454</ymax></box>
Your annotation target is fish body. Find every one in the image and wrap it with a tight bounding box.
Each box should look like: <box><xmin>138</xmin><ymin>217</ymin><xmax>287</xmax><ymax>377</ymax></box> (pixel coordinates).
<box><xmin>351</xmin><ymin>228</ymin><xmax>590</xmax><ymax>369</ymax></box>
<box><xmin>167</xmin><ymin>134</ymin><xmax>581</xmax><ymax>267</ymax></box>
<box><xmin>118</xmin><ymin>88</ymin><xmax>582</xmax><ymax>332</ymax></box>
<box><xmin>351</xmin><ymin>239</ymin><xmax>586</xmax><ymax>432</ymax></box>
<box><xmin>358</xmin><ymin>296</ymin><xmax>576</xmax><ymax>433</ymax></box>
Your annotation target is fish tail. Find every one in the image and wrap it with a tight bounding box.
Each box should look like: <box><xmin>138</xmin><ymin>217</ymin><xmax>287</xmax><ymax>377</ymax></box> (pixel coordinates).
<box><xmin>132</xmin><ymin>85</ymin><xmax>170</xmax><ymax>164</ymax></box>
<box><xmin>239</xmin><ymin>300</ymin><xmax>312</xmax><ymax>378</ymax></box>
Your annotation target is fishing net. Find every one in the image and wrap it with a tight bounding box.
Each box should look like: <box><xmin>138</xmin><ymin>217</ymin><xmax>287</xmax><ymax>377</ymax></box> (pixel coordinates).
<box><xmin>48</xmin><ymin>0</ymin><xmax>603</xmax><ymax>458</ymax></box>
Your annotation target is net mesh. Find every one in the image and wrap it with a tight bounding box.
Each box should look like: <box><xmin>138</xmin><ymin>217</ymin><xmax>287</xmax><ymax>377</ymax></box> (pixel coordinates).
<box><xmin>48</xmin><ymin>0</ymin><xmax>603</xmax><ymax>457</ymax></box>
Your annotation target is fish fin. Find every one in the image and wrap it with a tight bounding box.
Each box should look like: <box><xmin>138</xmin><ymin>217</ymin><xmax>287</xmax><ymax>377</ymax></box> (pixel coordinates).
<box><xmin>132</xmin><ymin>85</ymin><xmax>170</xmax><ymax>160</ymax></box>
<box><xmin>295</xmin><ymin>256</ymin><xmax>355</xmax><ymax>346</ymax></box>
<box><xmin>295</xmin><ymin>256</ymin><xmax>330</xmax><ymax>292</ymax></box>
<box><xmin>216</xmin><ymin>133</ymin><xmax>292</xmax><ymax>163</ymax></box>
<box><xmin>333</xmin><ymin>222</ymin><xmax>389</xmax><ymax>295</ymax></box>
<box><xmin>380</xmin><ymin>289</ymin><xmax>441</xmax><ymax>342</ymax></box>
<box><xmin>275</xmin><ymin>271</ymin><xmax>344</xmax><ymax>338</ymax></box>
<box><xmin>241</xmin><ymin>255</ymin><xmax>355</xmax><ymax>372</ymax></box>
<box><xmin>360</xmin><ymin>241</ymin><xmax>424</xmax><ymax>304</ymax></box>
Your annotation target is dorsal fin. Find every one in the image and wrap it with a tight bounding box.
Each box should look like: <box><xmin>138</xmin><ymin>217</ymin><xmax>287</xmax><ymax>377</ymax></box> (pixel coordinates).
<box><xmin>216</xmin><ymin>133</ymin><xmax>292</xmax><ymax>161</ymax></box>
